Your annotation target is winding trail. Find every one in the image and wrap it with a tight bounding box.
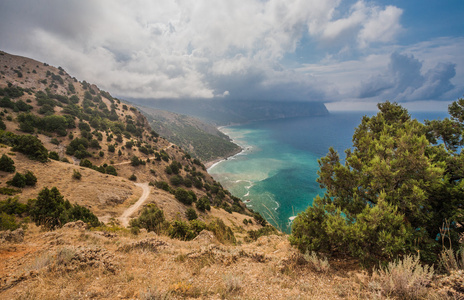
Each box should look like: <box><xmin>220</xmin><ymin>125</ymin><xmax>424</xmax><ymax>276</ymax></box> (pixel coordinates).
<box><xmin>119</xmin><ymin>182</ymin><xmax>150</xmax><ymax>227</ymax></box>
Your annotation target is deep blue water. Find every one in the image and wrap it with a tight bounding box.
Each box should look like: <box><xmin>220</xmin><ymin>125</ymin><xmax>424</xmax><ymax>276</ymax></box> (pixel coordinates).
<box><xmin>208</xmin><ymin>111</ymin><xmax>449</xmax><ymax>233</ymax></box>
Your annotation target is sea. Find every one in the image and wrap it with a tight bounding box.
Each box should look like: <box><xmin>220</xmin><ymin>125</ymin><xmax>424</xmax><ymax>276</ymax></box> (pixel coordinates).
<box><xmin>207</xmin><ymin>111</ymin><xmax>450</xmax><ymax>233</ymax></box>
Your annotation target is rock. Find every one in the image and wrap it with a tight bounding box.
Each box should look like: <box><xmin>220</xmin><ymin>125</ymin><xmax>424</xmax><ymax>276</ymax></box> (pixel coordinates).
<box><xmin>193</xmin><ymin>230</ymin><xmax>216</xmax><ymax>244</ymax></box>
<box><xmin>63</xmin><ymin>220</ymin><xmax>88</xmax><ymax>230</ymax></box>
<box><xmin>0</xmin><ymin>228</ymin><xmax>24</xmax><ymax>243</ymax></box>
<box><xmin>118</xmin><ymin>238</ymin><xmax>170</xmax><ymax>253</ymax></box>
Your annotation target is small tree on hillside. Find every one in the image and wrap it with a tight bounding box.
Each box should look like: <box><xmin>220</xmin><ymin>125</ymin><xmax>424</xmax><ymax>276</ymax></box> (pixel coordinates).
<box><xmin>0</xmin><ymin>154</ymin><xmax>15</xmax><ymax>173</ymax></box>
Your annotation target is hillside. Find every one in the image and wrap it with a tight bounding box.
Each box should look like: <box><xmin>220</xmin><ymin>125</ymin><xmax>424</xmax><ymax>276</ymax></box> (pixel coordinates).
<box><xmin>0</xmin><ymin>50</ymin><xmax>263</xmax><ymax>232</ymax></box>
<box><xmin>138</xmin><ymin>106</ymin><xmax>241</xmax><ymax>163</ymax></box>
<box><xmin>1</xmin><ymin>51</ymin><xmax>463</xmax><ymax>299</ymax></box>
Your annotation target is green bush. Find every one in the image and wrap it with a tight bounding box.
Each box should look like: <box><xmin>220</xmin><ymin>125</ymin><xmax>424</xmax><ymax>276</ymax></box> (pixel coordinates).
<box><xmin>207</xmin><ymin>219</ymin><xmax>236</xmax><ymax>244</ymax></box>
<box><xmin>72</xmin><ymin>170</ymin><xmax>82</xmax><ymax>180</ymax></box>
<box><xmin>185</xmin><ymin>208</ymin><xmax>198</xmax><ymax>221</ymax></box>
<box><xmin>79</xmin><ymin>159</ymin><xmax>93</xmax><ymax>168</ymax></box>
<box><xmin>129</xmin><ymin>174</ymin><xmax>137</xmax><ymax>181</ymax></box>
<box><xmin>154</xmin><ymin>181</ymin><xmax>171</xmax><ymax>192</ymax></box>
<box><xmin>131</xmin><ymin>155</ymin><xmax>144</xmax><ymax>166</ymax></box>
<box><xmin>246</xmin><ymin>225</ymin><xmax>278</xmax><ymax>242</ymax></box>
<box><xmin>170</xmin><ymin>175</ymin><xmax>183</xmax><ymax>186</ymax></box>
<box><xmin>0</xmin><ymin>198</ymin><xmax>27</xmax><ymax>215</ymax></box>
<box><xmin>11</xmin><ymin>134</ymin><xmax>48</xmax><ymax>162</ymax></box>
<box><xmin>175</xmin><ymin>188</ymin><xmax>193</xmax><ymax>205</ymax></box>
<box><xmin>0</xmin><ymin>212</ymin><xmax>19</xmax><ymax>230</ymax></box>
<box><xmin>0</xmin><ymin>154</ymin><xmax>15</xmax><ymax>172</ymax></box>
<box><xmin>196</xmin><ymin>196</ymin><xmax>211</xmax><ymax>211</ymax></box>
<box><xmin>49</xmin><ymin>151</ymin><xmax>59</xmax><ymax>160</ymax></box>
<box><xmin>129</xmin><ymin>204</ymin><xmax>165</xmax><ymax>234</ymax></box>
<box><xmin>23</xmin><ymin>171</ymin><xmax>36</xmax><ymax>186</ymax></box>
<box><xmin>28</xmin><ymin>187</ymin><xmax>100</xmax><ymax>229</ymax></box>
<box><xmin>7</xmin><ymin>172</ymin><xmax>27</xmax><ymax>188</ymax></box>
<box><xmin>105</xmin><ymin>165</ymin><xmax>117</xmax><ymax>176</ymax></box>
<box><xmin>169</xmin><ymin>219</ymin><xmax>195</xmax><ymax>240</ymax></box>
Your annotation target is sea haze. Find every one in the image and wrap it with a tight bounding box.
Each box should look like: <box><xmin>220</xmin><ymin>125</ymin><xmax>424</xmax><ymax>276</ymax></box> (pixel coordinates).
<box><xmin>208</xmin><ymin>111</ymin><xmax>450</xmax><ymax>233</ymax></box>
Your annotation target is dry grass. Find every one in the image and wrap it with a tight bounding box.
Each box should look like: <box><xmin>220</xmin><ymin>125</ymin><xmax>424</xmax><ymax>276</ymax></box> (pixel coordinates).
<box><xmin>439</xmin><ymin>248</ymin><xmax>464</xmax><ymax>274</ymax></box>
<box><xmin>304</xmin><ymin>251</ymin><xmax>330</xmax><ymax>273</ymax></box>
<box><xmin>0</xmin><ymin>225</ymin><xmax>369</xmax><ymax>300</ymax></box>
<box><xmin>371</xmin><ymin>254</ymin><xmax>434</xmax><ymax>299</ymax></box>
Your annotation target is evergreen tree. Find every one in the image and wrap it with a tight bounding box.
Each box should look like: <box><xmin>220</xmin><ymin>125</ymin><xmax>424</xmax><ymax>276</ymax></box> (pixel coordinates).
<box><xmin>290</xmin><ymin>100</ymin><xmax>464</xmax><ymax>263</ymax></box>
<box><xmin>0</xmin><ymin>154</ymin><xmax>15</xmax><ymax>172</ymax></box>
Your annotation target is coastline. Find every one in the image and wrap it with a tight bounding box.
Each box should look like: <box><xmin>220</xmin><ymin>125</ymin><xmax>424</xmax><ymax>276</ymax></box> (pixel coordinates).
<box><xmin>204</xmin><ymin>125</ymin><xmax>243</xmax><ymax>170</ymax></box>
<box><xmin>204</xmin><ymin>145</ymin><xmax>243</xmax><ymax>170</ymax></box>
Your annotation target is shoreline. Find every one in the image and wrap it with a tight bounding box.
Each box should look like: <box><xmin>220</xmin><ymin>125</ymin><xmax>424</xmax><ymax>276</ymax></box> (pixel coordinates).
<box><xmin>205</xmin><ymin>145</ymin><xmax>243</xmax><ymax>170</ymax></box>
<box><xmin>204</xmin><ymin>125</ymin><xmax>243</xmax><ymax>170</ymax></box>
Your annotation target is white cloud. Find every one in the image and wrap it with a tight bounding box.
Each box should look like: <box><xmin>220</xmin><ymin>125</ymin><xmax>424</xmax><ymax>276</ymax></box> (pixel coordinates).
<box><xmin>358</xmin><ymin>5</ymin><xmax>403</xmax><ymax>48</ymax></box>
<box><xmin>1</xmin><ymin>0</ymin><xmax>458</xmax><ymax>106</ymax></box>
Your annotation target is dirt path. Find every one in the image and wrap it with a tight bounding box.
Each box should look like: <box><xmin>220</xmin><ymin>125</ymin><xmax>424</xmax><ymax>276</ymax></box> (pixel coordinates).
<box><xmin>119</xmin><ymin>182</ymin><xmax>150</xmax><ymax>227</ymax></box>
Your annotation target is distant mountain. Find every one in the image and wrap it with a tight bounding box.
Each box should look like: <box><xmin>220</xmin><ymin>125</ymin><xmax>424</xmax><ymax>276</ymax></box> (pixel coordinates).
<box><xmin>129</xmin><ymin>98</ymin><xmax>329</xmax><ymax>126</ymax></box>
<box><xmin>137</xmin><ymin>106</ymin><xmax>241</xmax><ymax>162</ymax></box>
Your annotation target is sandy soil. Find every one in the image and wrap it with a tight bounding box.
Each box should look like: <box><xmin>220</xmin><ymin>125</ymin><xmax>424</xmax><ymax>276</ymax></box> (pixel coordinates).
<box><xmin>119</xmin><ymin>182</ymin><xmax>151</xmax><ymax>227</ymax></box>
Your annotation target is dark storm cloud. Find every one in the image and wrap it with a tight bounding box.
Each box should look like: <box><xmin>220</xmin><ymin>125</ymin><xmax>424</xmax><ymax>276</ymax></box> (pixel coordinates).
<box><xmin>358</xmin><ymin>52</ymin><xmax>457</xmax><ymax>101</ymax></box>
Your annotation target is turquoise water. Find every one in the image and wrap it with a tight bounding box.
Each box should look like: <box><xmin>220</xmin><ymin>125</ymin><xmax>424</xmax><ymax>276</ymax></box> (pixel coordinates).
<box><xmin>208</xmin><ymin>111</ymin><xmax>449</xmax><ymax>233</ymax></box>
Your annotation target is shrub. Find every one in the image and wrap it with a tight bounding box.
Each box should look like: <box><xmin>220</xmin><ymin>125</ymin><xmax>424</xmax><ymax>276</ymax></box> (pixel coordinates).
<box><xmin>131</xmin><ymin>155</ymin><xmax>144</xmax><ymax>166</ymax></box>
<box><xmin>185</xmin><ymin>208</ymin><xmax>198</xmax><ymax>221</ymax></box>
<box><xmin>69</xmin><ymin>204</ymin><xmax>100</xmax><ymax>227</ymax></box>
<box><xmin>253</xmin><ymin>212</ymin><xmax>267</xmax><ymax>226</ymax></box>
<box><xmin>439</xmin><ymin>248</ymin><xmax>464</xmax><ymax>273</ymax></box>
<box><xmin>169</xmin><ymin>219</ymin><xmax>195</xmax><ymax>240</ymax></box>
<box><xmin>175</xmin><ymin>188</ymin><xmax>193</xmax><ymax>205</ymax></box>
<box><xmin>129</xmin><ymin>174</ymin><xmax>137</xmax><ymax>181</ymax></box>
<box><xmin>7</xmin><ymin>172</ymin><xmax>26</xmax><ymax>188</ymax></box>
<box><xmin>72</xmin><ymin>170</ymin><xmax>82</xmax><ymax>180</ymax></box>
<box><xmin>183</xmin><ymin>178</ymin><xmax>192</xmax><ymax>188</ymax></box>
<box><xmin>12</xmin><ymin>134</ymin><xmax>48</xmax><ymax>162</ymax></box>
<box><xmin>24</xmin><ymin>170</ymin><xmax>37</xmax><ymax>186</ymax></box>
<box><xmin>48</xmin><ymin>151</ymin><xmax>59</xmax><ymax>161</ymax></box>
<box><xmin>371</xmin><ymin>255</ymin><xmax>434</xmax><ymax>299</ymax></box>
<box><xmin>0</xmin><ymin>187</ymin><xmax>21</xmax><ymax>196</ymax></box>
<box><xmin>170</xmin><ymin>175</ymin><xmax>183</xmax><ymax>186</ymax></box>
<box><xmin>105</xmin><ymin>165</ymin><xmax>117</xmax><ymax>176</ymax></box>
<box><xmin>0</xmin><ymin>212</ymin><xmax>19</xmax><ymax>230</ymax></box>
<box><xmin>89</xmin><ymin>139</ymin><xmax>101</xmax><ymax>149</ymax></box>
<box><xmin>154</xmin><ymin>181</ymin><xmax>171</xmax><ymax>192</ymax></box>
<box><xmin>0</xmin><ymin>154</ymin><xmax>15</xmax><ymax>172</ymax></box>
<box><xmin>196</xmin><ymin>196</ymin><xmax>211</xmax><ymax>211</ymax></box>
<box><xmin>28</xmin><ymin>187</ymin><xmax>100</xmax><ymax>229</ymax></box>
<box><xmin>246</xmin><ymin>225</ymin><xmax>278</xmax><ymax>242</ymax></box>
<box><xmin>79</xmin><ymin>159</ymin><xmax>93</xmax><ymax>168</ymax></box>
<box><xmin>0</xmin><ymin>198</ymin><xmax>27</xmax><ymax>215</ymax></box>
<box><xmin>129</xmin><ymin>204</ymin><xmax>165</xmax><ymax>234</ymax></box>
<box><xmin>207</xmin><ymin>219</ymin><xmax>236</xmax><ymax>244</ymax></box>
<box><xmin>304</xmin><ymin>251</ymin><xmax>330</xmax><ymax>273</ymax></box>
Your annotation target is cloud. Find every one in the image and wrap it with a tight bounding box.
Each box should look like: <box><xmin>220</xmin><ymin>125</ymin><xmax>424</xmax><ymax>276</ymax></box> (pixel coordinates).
<box><xmin>357</xmin><ymin>52</ymin><xmax>457</xmax><ymax>101</ymax></box>
<box><xmin>0</xmin><ymin>0</ymin><xmax>405</xmax><ymax>101</ymax></box>
<box><xmin>357</xmin><ymin>5</ymin><xmax>403</xmax><ymax>48</ymax></box>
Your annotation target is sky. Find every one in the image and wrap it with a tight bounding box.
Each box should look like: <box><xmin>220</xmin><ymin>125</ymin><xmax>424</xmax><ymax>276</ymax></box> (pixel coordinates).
<box><xmin>0</xmin><ymin>0</ymin><xmax>463</xmax><ymax>111</ymax></box>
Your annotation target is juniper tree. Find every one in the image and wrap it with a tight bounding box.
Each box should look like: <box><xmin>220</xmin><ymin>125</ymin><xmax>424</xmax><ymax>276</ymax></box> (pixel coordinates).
<box><xmin>290</xmin><ymin>100</ymin><xmax>464</xmax><ymax>264</ymax></box>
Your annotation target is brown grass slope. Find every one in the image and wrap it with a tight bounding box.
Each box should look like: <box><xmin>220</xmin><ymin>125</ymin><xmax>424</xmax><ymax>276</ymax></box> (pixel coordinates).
<box><xmin>0</xmin><ymin>50</ymin><xmax>254</xmax><ymax>228</ymax></box>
